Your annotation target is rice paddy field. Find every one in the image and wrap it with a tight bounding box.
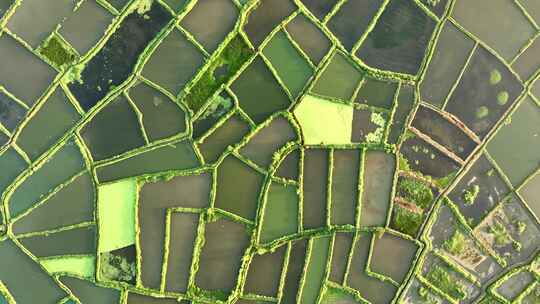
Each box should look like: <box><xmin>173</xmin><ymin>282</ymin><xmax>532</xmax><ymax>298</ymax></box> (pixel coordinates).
<box><xmin>0</xmin><ymin>0</ymin><xmax>539</xmax><ymax>303</ymax></box>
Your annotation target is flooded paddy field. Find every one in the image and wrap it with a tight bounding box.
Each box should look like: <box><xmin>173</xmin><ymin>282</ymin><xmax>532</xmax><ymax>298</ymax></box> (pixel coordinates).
<box><xmin>1</xmin><ymin>0</ymin><xmax>539</xmax><ymax>303</ymax></box>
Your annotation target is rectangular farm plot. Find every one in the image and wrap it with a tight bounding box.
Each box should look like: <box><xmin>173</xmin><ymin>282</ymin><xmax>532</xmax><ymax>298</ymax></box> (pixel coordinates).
<box><xmin>399</xmin><ymin>134</ymin><xmax>460</xmax><ymax>182</ymax></box>
<box><xmin>360</xmin><ymin>151</ymin><xmax>395</xmax><ymax>227</ymax></box>
<box><xmin>411</xmin><ymin>105</ymin><xmax>478</xmax><ymax>160</ymax></box>
<box><xmin>354</xmin><ymin>77</ymin><xmax>398</xmax><ymax>109</ymax></box>
<box><xmin>299</xmin><ymin>236</ymin><xmax>331</xmax><ymax>304</ymax></box>
<box><xmin>330</xmin><ymin>149</ymin><xmax>360</xmax><ymax>226</ymax></box>
<box><xmin>96</xmin><ymin>140</ymin><xmax>200</xmax><ymax>183</ymax></box>
<box><xmin>139</xmin><ymin>172</ymin><xmax>212</xmax><ymax>209</ymax></box>
<box><xmin>98</xmin><ymin>178</ymin><xmax>137</xmax><ymax>254</ymax></box>
<box><xmin>263</xmin><ymin>30</ymin><xmax>313</xmax><ymax>98</ymax></box>
<box><xmin>214</xmin><ymin>155</ymin><xmax>265</xmax><ymax>221</ymax></box>
<box><xmin>0</xmin><ymin>148</ymin><xmax>27</xmax><ymax>205</ymax></box>
<box><xmin>399</xmin><ymin>277</ymin><xmax>448</xmax><ymax>304</ymax></box>
<box><xmin>420</xmin><ymin>253</ymin><xmax>481</xmax><ymax>302</ymax></box>
<box><xmin>0</xmin><ymin>34</ymin><xmax>56</xmax><ymax>107</ymax></box>
<box><xmin>165</xmin><ymin>212</ymin><xmax>199</xmax><ymax>293</ymax></box>
<box><xmin>259</xmin><ymin>182</ymin><xmax>298</xmax><ymax>244</ymax></box>
<box><xmin>395</xmin><ymin>175</ymin><xmax>436</xmax><ymax>211</ymax></box>
<box><xmin>389</xmin><ymin>204</ymin><xmax>425</xmax><ymax>238</ymax></box>
<box><xmin>351</xmin><ymin>107</ymin><xmax>387</xmax><ymax>144</ymax></box>
<box><xmin>329</xmin><ymin>232</ymin><xmax>354</xmax><ymax>284</ymax></box>
<box><xmin>496</xmin><ymin>269</ymin><xmax>535</xmax><ymax>301</ymax></box>
<box><xmin>195</xmin><ymin>218</ymin><xmax>250</xmax><ymax>295</ymax></box>
<box><xmin>369</xmin><ymin>233</ymin><xmax>418</xmax><ymax>284</ymax></box>
<box><xmin>8</xmin><ymin>138</ymin><xmax>85</xmax><ymax>217</ymax></box>
<box><xmin>281</xmin><ymin>239</ymin><xmax>308</xmax><ymax>304</ymax></box>
<box><xmin>12</xmin><ymin>173</ymin><xmax>95</xmax><ymax>235</ymax></box>
<box><xmin>302</xmin><ymin>148</ymin><xmax>329</xmax><ymax>230</ymax></box>
<box><xmin>243</xmin><ymin>245</ymin><xmax>287</xmax><ymax>297</ymax></box>
<box><xmin>40</xmin><ymin>255</ymin><xmax>95</xmax><ymax>280</ymax></box>
<box><xmin>311</xmin><ymin>52</ymin><xmax>362</xmax><ymax>101</ymax></box>
<box><xmin>17</xmin><ymin>225</ymin><xmax>96</xmax><ymax>258</ymax></box>
<box><xmin>285</xmin><ymin>13</ymin><xmax>332</xmax><ymax>65</ymax></box>
<box><xmin>16</xmin><ymin>86</ymin><xmax>81</xmax><ymax>161</ymax></box>
<box><xmin>419</xmin><ymin>22</ymin><xmax>475</xmax><ymax>108</ymax></box>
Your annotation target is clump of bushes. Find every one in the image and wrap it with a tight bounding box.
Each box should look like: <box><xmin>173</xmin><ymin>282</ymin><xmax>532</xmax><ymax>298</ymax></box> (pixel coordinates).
<box><xmin>39</xmin><ymin>36</ymin><xmax>75</xmax><ymax>68</ymax></box>
<box><xmin>443</xmin><ymin>230</ymin><xmax>467</xmax><ymax>255</ymax></box>
<box><xmin>426</xmin><ymin>266</ymin><xmax>466</xmax><ymax>300</ymax></box>
<box><xmin>184</xmin><ymin>35</ymin><xmax>253</xmax><ymax>113</ymax></box>
<box><xmin>391</xmin><ymin>206</ymin><xmax>424</xmax><ymax>237</ymax></box>
<box><xmin>462</xmin><ymin>184</ymin><xmax>480</xmax><ymax>205</ymax></box>
<box><xmin>100</xmin><ymin>252</ymin><xmax>136</xmax><ymax>283</ymax></box>
<box><xmin>397</xmin><ymin>177</ymin><xmax>434</xmax><ymax>209</ymax></box>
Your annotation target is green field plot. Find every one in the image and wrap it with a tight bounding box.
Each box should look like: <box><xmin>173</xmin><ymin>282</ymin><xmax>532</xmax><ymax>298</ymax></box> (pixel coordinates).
<box><xmin>294</xmin><ymin>94</ymin><xmax>353</xmax><ymax>145</ymax></box>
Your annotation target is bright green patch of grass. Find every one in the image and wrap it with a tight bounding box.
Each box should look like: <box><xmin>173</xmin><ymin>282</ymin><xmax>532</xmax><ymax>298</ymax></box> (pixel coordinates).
<box><xmin>40</xmin><ymin>255</ymin><xmax>95</xmax><ymax>278</ymax></box>
<box><xmin>443</xmin><ymin>230</ymin><xmax>467</xmax><ymax>255</ymax></box>
<box><xmin>97</xmin><ymin>179</ymin><xmax>137</xmax><ymax>253</ymax></box>
<box><xmin>294</xmin><ymin>94</ymin><xmax>353</xmax><ymax>145</ymax></box>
